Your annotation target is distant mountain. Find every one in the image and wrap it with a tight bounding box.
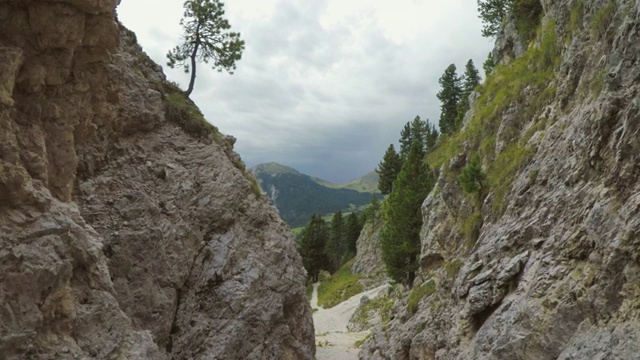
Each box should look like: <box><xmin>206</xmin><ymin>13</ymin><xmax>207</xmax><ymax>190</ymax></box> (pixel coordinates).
<box><xmin>252</xmin><ymin>162</ymin><xmax>381</xmax><ymax>228</ymax></box>
<box><xmin>312</xmin><ymin>170</ymin><xmax>379</xmax><ymax>193</ymax></box>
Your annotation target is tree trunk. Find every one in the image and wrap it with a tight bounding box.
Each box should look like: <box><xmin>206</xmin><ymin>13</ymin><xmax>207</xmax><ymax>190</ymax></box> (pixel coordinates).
<box><xmin>185</xmin><ymin>26</ymin><xmax>201</xmax><ymax>97</ymax></box>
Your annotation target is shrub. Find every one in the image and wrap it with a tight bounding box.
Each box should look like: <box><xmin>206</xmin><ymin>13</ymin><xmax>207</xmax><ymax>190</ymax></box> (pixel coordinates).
<box><xmin>512</xmin><ymin>0</ymin><xmax>544</xmax><ymax>43</ymax></box>
<box><xmin>317</xmin><ymin>259</ymin><xmax>363</xmax><ymax>308</ymax></box>
<box><xmin>407</xmin><ymin>279</ymin><xmax>436</xmax><ymax>314</ymax></box>
<box><xmin>591</xmin><ymin>0</ymin><xmax>617</xmax><ymax>40</ymax></box>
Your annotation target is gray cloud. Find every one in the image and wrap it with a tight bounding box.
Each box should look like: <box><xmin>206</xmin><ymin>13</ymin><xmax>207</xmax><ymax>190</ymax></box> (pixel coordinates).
<box><xmin>118</xmin><ymin>0</ymin><xmax>493</xmax><ymax>183</ymax></box>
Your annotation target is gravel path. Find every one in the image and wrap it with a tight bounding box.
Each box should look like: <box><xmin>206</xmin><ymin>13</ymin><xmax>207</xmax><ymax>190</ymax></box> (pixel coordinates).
<box><xmin>311</xmin><ymin>282</ymin><xmax>388</xmax><ymax>360</ymax></box>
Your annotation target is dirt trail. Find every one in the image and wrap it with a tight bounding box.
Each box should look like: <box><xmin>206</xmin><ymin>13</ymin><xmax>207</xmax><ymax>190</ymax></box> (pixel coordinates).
<box><xmin>311</xmin><ymin>283</ymin><xmax>388</xmax><ymax>360</ymax></box>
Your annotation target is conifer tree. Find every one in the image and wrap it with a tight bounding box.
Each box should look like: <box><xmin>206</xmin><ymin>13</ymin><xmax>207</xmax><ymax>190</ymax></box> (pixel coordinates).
<box><xmin>478</xmin><ymin>0</ymin><xmax>511</xmax><ymax>37</ymax></box>
<box><xmin>483</xmin><ymin>52</ymin><xmax>496</xmax><ymax>76</ymax></box>
<box><xmin>399</xmin><ymin>122</ymin><xmax>413</xmax><ymax>159</ymax></box>
<box><xmin>325</xmin><ymin>211</ymin><xmax>345</xmax><ymax>271</ymax></box>
<box><xmin>167</xmin><ymin>0</ymin><xmax>245</xmax><ymax>96</ymax></box>
<box><xmin>410</xmin><ymin>116</ymin><xmax>427</xmax><ymax>151</ymax></box>
<box><xmin>455</xmin><ymin>60</ymin><xmax>482</xmax><ymax>128</ymax></box>
<box><xmin>463</xmin><ymin>59</ymin><xmax>481</xmax><ymax>94</ymax></box>
<box><xmin>437</xmin><ymin>64</ymin><xmax>463</xmax><ymax>135</ymax></box>
<box><xmin>425</xmin><ymin>123</ymin><xmax>439</xmax><ymax>152</ymax></box>
<box><xmin>298</xmin><ymin>214</ymin><xmax>329</xmax><ymax>282</ymax></box>
<box><xmin>345</xmin><ymin>212</ymin><xmax>363</xmax><ymax>258</ymax></box>
<box><xmin>364</xmin><ymin>193</ymin><xmax>382</xmax><ymax>225</ymax></box>
<box><xmin>376</xmin><ymin>144</ymin><xmax>402</xmax><ymax>195</ymax></box>
<box><xmin>458</xmin><ymin>153</ymin><xmax>486</xmax><ymax>195</ymax></box>
<box><xmin>380</xmin><ymin>141</ymin><xmax>435</xmax><ymax>286</ymax></box>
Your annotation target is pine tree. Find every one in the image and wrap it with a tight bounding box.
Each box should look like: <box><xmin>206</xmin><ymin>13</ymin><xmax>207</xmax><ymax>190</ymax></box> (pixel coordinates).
<box><xmin>458</xmin><ymin>153</ymin><xmax>486</xmax><ymax>194</ymax></box>
<box><xmin>325</xmin><ymin>211</ymin><xmax>345</xmax><ymax>271</ymax></box>
<box><xmin>298</xmin><ymin>214</ymin><xmax>329</xmax><ymax>282</ymax></box>
<box><xmin>376</xmin><ymin>144</ymin><xmax>402</xmax><ymax>195</ymax></box>
<box><xmin>437</xmin><ymin>64</ymin><xmax>463</xmax><ymax>135</ymax></box>
<box><xmin>345</xmin><ymin>212</ymin><xmax>363</xmax><ymax>259</ymax></box>
<box><xmin>410</xmin><ymin>116</ymin><xmax>427</xmax><ymax>151</ymax></box>
<box><xmin>399</xmin><ymin>122</ymin><xmax>413</xmax><ymax>159</ymax></box>
<box><xmin>380</xmin><ymin>141</ymin><xmax>435</xmax><ymax>286</ymax></box>
<box><xmin>455</xmin><ymin>60</ymin><xmax>482</xmax><ymax>128</ymax></box>
<box><xmin>477</xmin><ymin>0</ymin><xmax>511</xmax><ymax>38</ymax></box>
<box><xmin>463</xmin><ymin>59</ymin><xmax>481</xmax><ymax>94</ymax></box>
<box><xmin>483</xmin><ymin>52</ymin><xmax>495</xmax><ymax>76</ymax></box>
<box><xmin>364</xmin><ymin>193</ymin><xmax>382</xmax><ymax>225</ymax></box>
<box><xmin>425</xmin><ymin>123</ymin><xmax>439</xmax><ymax>152</ymax></box>
<box><xmin>167</xmin><ymin>0</ymin><xmax>244</xmax><ymax>96</ymax></box>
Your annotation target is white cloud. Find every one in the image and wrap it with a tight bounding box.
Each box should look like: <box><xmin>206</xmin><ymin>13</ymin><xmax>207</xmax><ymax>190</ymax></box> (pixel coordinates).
<box><xmin>117</xmin><ymin>0</ymin><xmax>493</xmax><ymax>182</ymax></box>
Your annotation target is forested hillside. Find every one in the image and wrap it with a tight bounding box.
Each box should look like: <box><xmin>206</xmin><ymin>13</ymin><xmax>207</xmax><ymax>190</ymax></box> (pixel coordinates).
<box><xmin>253</xmin><ymin>163</ymin><xmax>381</xmax><ymax>227</ymax></box>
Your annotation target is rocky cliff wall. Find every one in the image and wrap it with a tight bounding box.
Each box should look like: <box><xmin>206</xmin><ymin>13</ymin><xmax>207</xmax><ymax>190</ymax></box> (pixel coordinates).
<box><xmin>0</xmin><ymin>1</ymin><xmax>314</xmax><ymax>359</ymax></box>
<box><xmin>360</xmin><ymin>0</ymin><xmax>640</xmax><ymax>359</ymax></box>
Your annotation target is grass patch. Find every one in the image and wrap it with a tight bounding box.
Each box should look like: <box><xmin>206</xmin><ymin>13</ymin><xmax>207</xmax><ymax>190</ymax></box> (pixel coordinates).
<box><xmin>569</xmin><ymin>0</ymin><xmax>585</xmax><ymax>34</ymax></box>
<box><xmin>444</xmin><ymin>259</ymin><xmax>464</xmax><ymax>279</ymax></box>
<box><xmin>461</xmin><ymin>211</ymin><xmax>483</xmax><ymax>247</ymax></box>
<box><xmin>425</xmin><ymin>133</ymin><xmax>463</xmax><ymax>171</ymax></box>
<box><xmin>512</xmin><ymin>0</ymin><xmax>544</xmax><ymax>43</ymax></box>
<box><xmin>487</xmin><ymin>145</ymin><xmax>534</xmax><ymax>215</ymax></box>
<box><xmin>163</xmin><ymin>85</ymin><xmax>223</xmax><ymax>143</ymax></box>
<box><xmin>317</xmin><ymin>259</ymin><xmax>363</xmax><ymax>308</ymax></box>
<box><xmin>591</xmin><ymin>0</ymin><xmax>617</xmax><ymax>40</ymax></box>
<box><xmin>590</xmin><ymin>69</ymin><xmax>607</xmax><ymax>97</ymax></box>
<box><xmin>407</xmin><ymin>279</ymin><xmax>436</xmax><ymax>314</ymax></box>
<box><xmin>349</xmin><ymin>294</ymin><xmax>395</xmax><ymax>329</ymax></box>
<box><xmin>355</xmin><ymin>333</ymin><xmax>372</xmax><ymax>348</ymax></box>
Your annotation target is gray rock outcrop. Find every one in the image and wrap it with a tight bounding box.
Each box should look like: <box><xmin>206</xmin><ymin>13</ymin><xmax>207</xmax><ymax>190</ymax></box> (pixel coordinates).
<box><xmin>0</xmin><ymin>1</ymin><xmax>314</xmax><ymax>359</ymax></box>
<box><xmin>360</xmin><ymin>0</ymin><xmax>640</xmax><ymax>359</ymax></box>
<box><xmin>351</xmin><ymin>217</ymin><xmax>386</xmax><ymax>282</ymax></box>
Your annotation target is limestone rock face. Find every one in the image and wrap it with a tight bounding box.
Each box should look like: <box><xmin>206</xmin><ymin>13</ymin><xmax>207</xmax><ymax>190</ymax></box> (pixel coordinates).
<box><xmin>351</xmin><ymin>217</ymin><xmax>386</xmax><ymax>282</ymax></box>
<box><xmin>360</xmin><ymin>1</ymin><xmax>640</xmax><ymax>359</ymax></box>
<box><xmin>0</xmin><ymin>1</ymin><xmax>314</xmax><ymax>359</ymax></box>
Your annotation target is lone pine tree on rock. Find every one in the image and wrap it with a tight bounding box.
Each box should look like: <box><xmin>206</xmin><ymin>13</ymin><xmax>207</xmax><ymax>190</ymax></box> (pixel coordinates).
<box><xmin>167</xmin><ymin>0</ymin><xmax>245</xmax><ymax>96</ymax></box>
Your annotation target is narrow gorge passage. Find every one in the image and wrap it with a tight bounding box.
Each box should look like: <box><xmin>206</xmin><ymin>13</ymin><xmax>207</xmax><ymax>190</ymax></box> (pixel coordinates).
<box><xmin>311</xmin><ymin>283</ymin><xmax>388</xmax><ymax>360</ymax></box>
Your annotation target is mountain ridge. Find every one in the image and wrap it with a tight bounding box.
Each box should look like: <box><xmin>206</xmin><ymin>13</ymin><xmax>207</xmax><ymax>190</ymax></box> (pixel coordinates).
<box><xmin>252</xmin><ymin>162</ymin><xmax>381</xmax><ymax>227</ymax></box>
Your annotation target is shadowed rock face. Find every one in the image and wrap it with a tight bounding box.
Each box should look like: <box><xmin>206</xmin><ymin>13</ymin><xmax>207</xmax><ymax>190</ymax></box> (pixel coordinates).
<box><xmin>359</xmin><ymin>1</ymin><xmax>640</xmax><ymax>359</ymax></box>
<box><xmin>0</xmin><ymin>1</ymin><xmax>314</xmax><ymax>359</ymax></box>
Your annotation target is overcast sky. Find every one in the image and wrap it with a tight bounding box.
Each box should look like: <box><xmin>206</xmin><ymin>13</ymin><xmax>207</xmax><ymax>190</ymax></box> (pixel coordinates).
<box><xmin>117</xmin><ymin>0</ymin><xmax>493</xmax><ymax>183</ymax></box>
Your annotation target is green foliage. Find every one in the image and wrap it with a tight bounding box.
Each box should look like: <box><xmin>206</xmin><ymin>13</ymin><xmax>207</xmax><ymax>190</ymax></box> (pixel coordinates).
<box><xmin>591</xmin><ymin>0</ymin><xmax>617</xmax><ymax>40</ymax></box>
<box><xmin>466</xmin><ymin>21</ymin><xmax>558</xmax><ymax>153</ymax></box>
<box><xmin>483</xmin><ymin>52</ymin><xmax>495</xmax><ymax>77</ymax></box>
<box><xmin>461</xmin><ymin>211</ymin><xmax>484</xmax><ymax>247</ymax></box>
<box><xmin>298</xmin><ymin>214</ymin><xmax>329</xmax><ymax>282</ymax></box>
<box><xmin>345</xmin><ymin>212</ymin><xmax>363</xmax><ymax>257</ymax></box>
<box><xmin>355</xmin><ymin>334</ymin><xmax>372</xmax><ymax>348</ymax></box>
<box><xmin>317</xmin><ymin>259</ymin><xmax>363</xmax><ymax>308</ymax></box>
<box><xmin>164</xmin><ymin>86</ymin><xmax>224</xmax><ymax>143</ymax></box>
<box><xmin>254</xmin><ymin>169</ymin><xmax>380</xmax><ymax>228</ymax></box>
<box><xmin>363</xmin><ymin>193</ymin><xmax>382</xmax><ymax>224</ymax></box>
<box><xmin>477</xmin><ymin>0</ymin><xmax>510</xmax><ymax>37</ymax></box>
<box><xmin>376</xmin><ymin>144</ymin><xmax>402</xmax><ymax>195</ymax></box>
<box><xmin>407</xmin><ymin>279</ymin><xmax>436</xmax><ymax>314</ymax></box>
<box><xmin>462</xmin><ymin>59</ymin><xmax>482</xmax><ymax>94</ymax></box>
<box><xmin>424</xmin><ymin>133</ymin><xmax>463</xmax><ymax>171</ymax></box>
<box><xmin>437</xmin><ymin>64</ymin><xmax>463</xmax><ymax>135</ymax></box>
<box><xmin>590</xmin><ymin>69</ymin><xmax>607</xmax><ymax>97</ymax></box>
<box><xmin>349</xmin><ymin>294</ymin><xmax>395</xmax><ymax>329</ymax></box>
<box><xmin>569</xmin><ymin>0</ymin><xmax>585</xmax><ymax>33</ymax></box>
<box><xmin>325</xmin><ymin>211</ymin><xmax>346</xmax><ymax>271</ymax></box>
<box><xmin>455</xmin><ymin>60</ymin><xmax>482</xmax><ymax>128</ymax></box>
<box><xmin>445</xmin><ymin>259</ymin><xmax>464</xmax><ymax>279</ymax></box>
<box><xmin>512</xmin><ymin>0</ymin><xmax>544</xmax><ymax>43</ymax></box>
<box><xmin>167</xmin><ymin>0</ymin><xmax>245</xmax><ymax>95</ymax></box>
<box><xmin>458</xmin><ymin>153</ymin><xmax>486</xmax><ymax>195</ymax></box>
<box><xmin>487</xmin><ymin>144</ymin><xmax>534</xmax><ymax>215</ymax></box>
<box><xmin>399</xmin><ymin>116</ymin><xmax>437</xmax><ymax>158</ymax></box>
<box><xmin>381</xmin><ymin>142</ymin><xmax>435</xmax><ymax>285</ymax></box>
